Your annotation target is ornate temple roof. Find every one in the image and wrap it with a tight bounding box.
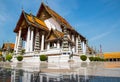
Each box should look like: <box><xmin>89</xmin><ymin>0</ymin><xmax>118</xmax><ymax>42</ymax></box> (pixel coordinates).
<box><xmin>14</xmin><ymin>11</ymin><xmax>48</xmax><ymax>33</ymax></box>
<box><xmin>46</xmin><ymin>29</ymin><xmax>64</xmax><ymax>42</ymax></box>
<box><xmin>37</xmin><ymin>3</ymin><xmax>86</xmax><ymax>40</ymax></box>
<box><xmin>2</xmin><ymin>43</ymin><xmax>15</xmax><ymax>50</ymax></box>
<box><xmin>46</xmin><ymin>29</ymin><xmax>75</xmax><ymax>45</ymax></box>
<box><xmin>37</xmin><ymin>3</ymin><xmax>74</xmax><ymax>30</ymax></box>
<box><xmin>104</xmin><ymin>52</ymin><xmax>120</xmax><ymax>59</ymax></box>
<box><xmin>14</xmin><ymin>2</ymin><xmax>86</xmax><ymax>42</ymax></box>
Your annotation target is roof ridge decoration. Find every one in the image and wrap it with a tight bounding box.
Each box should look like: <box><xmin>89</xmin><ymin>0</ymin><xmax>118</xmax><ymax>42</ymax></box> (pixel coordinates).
<box><xmin>23</xmin><ymin>11</ymin><xmax>32</xmax><ymax>25</ymax></box>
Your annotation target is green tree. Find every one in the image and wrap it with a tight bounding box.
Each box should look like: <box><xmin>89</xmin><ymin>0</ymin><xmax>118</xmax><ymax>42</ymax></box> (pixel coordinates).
<box><xmin>6</xmin><ymin>53</ymin><xmax>12</xmax><ymax>61</ymax></box>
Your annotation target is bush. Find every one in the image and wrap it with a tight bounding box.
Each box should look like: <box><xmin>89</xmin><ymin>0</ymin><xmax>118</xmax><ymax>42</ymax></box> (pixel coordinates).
<box><xmin>6</xmin><ymin>54</ymin><xmax>12</xmax><ymax>61</ymax></box>
<box><xmin>89</xmin><ymin>57</ymin><xmax>94</xmax><ymax>61</ymax></box>
<box><xmin>80</xmin><ymin>55</ymin><xmax>87</xmax><ymax>61</ymax></box>
<box><xmin>89</xmin><ymin>56</ymin><xmax>106</xmax><ymax>62</ymax></box>
<box><xmin>93</xmin><ymin>57</ymin><xmax>99</xmax><ymax>61</ymax></box>
<box><xmin>40</xmin><ymin>55</ymin><xmax>47</xmax><ymax>61</ymax></box>
<box><xmin>17</xmin><ymin>55</ymin><xmax>23</xmax><ymax>61</ymax></box>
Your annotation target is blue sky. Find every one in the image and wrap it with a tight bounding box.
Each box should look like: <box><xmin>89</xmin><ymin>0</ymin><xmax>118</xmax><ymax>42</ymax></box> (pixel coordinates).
<box><xmin>0</xmin><ymin>0</ymin><xmax>120</xmax><ymax>52</ymax></box>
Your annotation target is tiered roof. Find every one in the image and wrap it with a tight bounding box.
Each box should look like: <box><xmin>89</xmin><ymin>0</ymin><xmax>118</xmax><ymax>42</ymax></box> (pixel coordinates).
<box><xmin>104</xmin><ymin>52</ymin><xmax>120</xmax><ymax>59</ymax></box>
<box><xmin>14</xmin><ymin>3</ymin><xmax>86</xmax><ymax>42</ymax></box>
<box><xmin>46</xmin><ymin>29</ymin><xmax>64</xmax><ymax>42</ymax></box>
<box><xmin>37</xmin><ymin>3</ymin><xmax>86</xmax><ymax>40</ymax></box>
<box><xmin>37</xmin><ymin>3</ymin><xmax>74</xmax><ymax>30</ymax></box>
<box><xmin>14</xmin><ymin>11</ymin><xmax>48</xmax><ymax>33</ymax></box>
<box><xmin>2</xmin><ymin>43</ymin><xmax>15</xmax><ymax>50</ymax></box>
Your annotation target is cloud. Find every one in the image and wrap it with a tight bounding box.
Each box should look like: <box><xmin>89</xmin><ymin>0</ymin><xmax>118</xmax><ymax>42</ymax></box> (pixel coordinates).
<box><xmin>89</xmin><ymin>20</ymin><xmax>120</xmax><ymax>41</ymax></box>
<box><xmin>90</xmin><ymin>31</ymin><xmax>111</xmax><ymax>41</ymax></box>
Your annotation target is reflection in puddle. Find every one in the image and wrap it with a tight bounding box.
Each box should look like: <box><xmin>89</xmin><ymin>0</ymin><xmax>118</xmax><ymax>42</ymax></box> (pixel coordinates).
<box><xmin>0</xmin><ymin>62</ymin><xmax>120</xmax><ymax>82</ymax></box>
<box><xmin>0</xmin><ymin>68</ymin><xmax>120</xmax><ymax>82</ymax></box>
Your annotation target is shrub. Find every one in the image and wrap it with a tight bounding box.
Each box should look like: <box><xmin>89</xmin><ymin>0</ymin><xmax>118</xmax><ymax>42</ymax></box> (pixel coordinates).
<box><xmin>6</xmin><ymin>54</ymin><xmax>12</xmax><ymax>61</ymax></box>
<box><xmin>89</xmin><ymin>57</ymin><xmax>94</xmax><ymax>61</ymax></box>
<box><xmin>40</xmin><ymin>55</ymin><xmax>47</xmax><ymax>61</ymax></box>
<box><xmin>80</xmin><ymin>55</ymin><xmax>87</xmax><ymax>61</ymax></box>
<box><xmin>17</xmin><ymin>55</ymin><xmax>23</xmax><ymax>61</ymax></box>
<box><xmin>93</xmin><ymin>57</ymin><xmax>99</xmax><ymax>61</ymax></box>
<box><xmin>100</xmin><ymin>58</ymin><xmax>105</xmax><ymax>61</ymax></box>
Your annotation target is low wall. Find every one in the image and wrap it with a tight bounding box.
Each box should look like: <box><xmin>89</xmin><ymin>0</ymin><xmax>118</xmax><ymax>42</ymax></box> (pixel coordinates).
<box><xmin>48</xmin><ymin>55</ymin><xmax>82</xmax><ymax>63</ymax></box>
<box><xmin>12</xmin><ymin>55</ymin><xmax>89</xmax><ymax>63</ymax></box>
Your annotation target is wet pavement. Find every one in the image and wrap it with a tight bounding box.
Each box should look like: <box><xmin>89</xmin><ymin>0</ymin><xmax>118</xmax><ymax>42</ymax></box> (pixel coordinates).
<box><xmin>0</xmin><ymin>62</ymin><xmax>120</xmax><ymax>77</ymax></box>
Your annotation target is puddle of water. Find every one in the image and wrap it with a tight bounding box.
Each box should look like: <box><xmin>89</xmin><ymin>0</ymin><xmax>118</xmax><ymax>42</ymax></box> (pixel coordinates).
<box><xmin>0</xmin><ymin>62</ymin><xmax>120</xmax><ymax>82</ymax></box>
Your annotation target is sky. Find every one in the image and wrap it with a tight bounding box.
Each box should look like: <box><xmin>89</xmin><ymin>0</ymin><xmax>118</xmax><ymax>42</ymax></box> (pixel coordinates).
<box><xmin>0</xmin><ymin>0</ymin><xmax>120</xmax><ymax>52</ymax></box>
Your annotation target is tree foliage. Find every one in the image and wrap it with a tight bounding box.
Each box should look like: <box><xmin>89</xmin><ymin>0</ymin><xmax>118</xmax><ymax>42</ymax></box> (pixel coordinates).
<box><xmin>6</xmin><ymin>53</ymin><xmax>12</xmax><ymax>61</ymax></box>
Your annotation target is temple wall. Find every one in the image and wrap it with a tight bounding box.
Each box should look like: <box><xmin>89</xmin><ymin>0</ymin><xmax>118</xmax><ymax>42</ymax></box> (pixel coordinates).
<box><xmin>44</xmin><ymin>17</ymin><xmax>62</xmax><ymax>32</ymax></box>
<box><xmin>48</xmin><ymin>55</ymin><xmax>82</xmax><ymax>63</ymax></box>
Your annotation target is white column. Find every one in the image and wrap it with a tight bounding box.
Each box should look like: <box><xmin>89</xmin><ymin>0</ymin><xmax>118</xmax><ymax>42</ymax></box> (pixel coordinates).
<box><xmin>30</xmin><ymin>29</ymin><xmax>34</xmax><ymax>52</ymax></box>
<box><xmin>57</xmin><ymin>41</ymin><xmax>60</xmax><ymax>49</ymax></box>
<box><xmin>82</xmin><ymin>41</ymin><xmax>86</xmax><ymax>54</ymax></box>
<box><xmin>26</xmin><ymin>27</ymin><xmax>30</xmax><ymax>52</ymax></box>
<box><xmin>72</xmin><ymin>35</ymin><xmax>75</xmax><ymax>42</ymax></box>
<box><xmin>16</xmin><ymin>29</ymin><xmax>22</xmax><ymax>53</ymax></box>
<box><xmin>14</xmin><ymin>33</ymin><xmax>18</xmax><ymax>51</ymax></box>
<box><xmin>54</xmin><ymin>43</ymin><xmax>56</xmax><ymax>48</ymax></box>
<box><xmin>47</xmin><ymin>42</ymin><xmax>50</xmax><ymax>50</ymax></box>
<box><xmin>84</xmin><ymin>42</ymin><xmax>86</xmax><ymax>54</ymax></box>
<box><xmin>72</xmin><ymin>35</ymin><xmax>75</xmax><ymax>53</ymax></box>
<box><xmin>41</xmin><ymin>34</ymin><xmax>44</xmax><ymax>51</ymax></box>
<box><xmin>76</xmin><ymin>36</ymin><xmax>78</xmax><ymax>54</ymax></box>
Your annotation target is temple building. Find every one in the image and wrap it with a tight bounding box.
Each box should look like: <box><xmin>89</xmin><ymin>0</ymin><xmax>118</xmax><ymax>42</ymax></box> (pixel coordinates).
<box><xmin>13</xmin><ymin>3</ymin><xmax>90</xmax><ymax>62</ymax></box>
<box><xmin>0</xmin><ymin>43</ymin><xmax>15</xmax><ymax>61</ymax></box>
<box><xmin>104</xmin><ymin>52</ymin><xmax>120</xmax><ymax>61</ymax></box>
<box><xmin>1</xmin><ymin>43</ymin><xmax>14</xmax><ymax>55</ymax></box>
<box><xmin>2</xmin><ymin>43</ymin><xmax>14</xmax><ymax>52</ymax></box>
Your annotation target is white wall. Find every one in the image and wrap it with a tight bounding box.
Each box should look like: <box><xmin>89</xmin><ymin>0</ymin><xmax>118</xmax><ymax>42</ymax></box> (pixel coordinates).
<box><xmin>44</xmin><ymin>17</ymin><xmax>62</xmax><ymax>32</ymax></box>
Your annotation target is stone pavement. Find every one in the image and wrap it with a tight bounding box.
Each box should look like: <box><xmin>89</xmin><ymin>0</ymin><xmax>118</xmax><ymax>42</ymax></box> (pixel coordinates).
<box><xmin>0</xmin><ymin>62</ymin><xmax>120</xmax><ymax>77</ymax></box>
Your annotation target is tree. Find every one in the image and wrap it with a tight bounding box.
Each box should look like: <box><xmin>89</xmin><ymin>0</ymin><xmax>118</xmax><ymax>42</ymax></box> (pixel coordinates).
<box><xmin>6</xmin><ymin>53</ymin><xmax>12</xmax><ymax>61</ymax></box>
